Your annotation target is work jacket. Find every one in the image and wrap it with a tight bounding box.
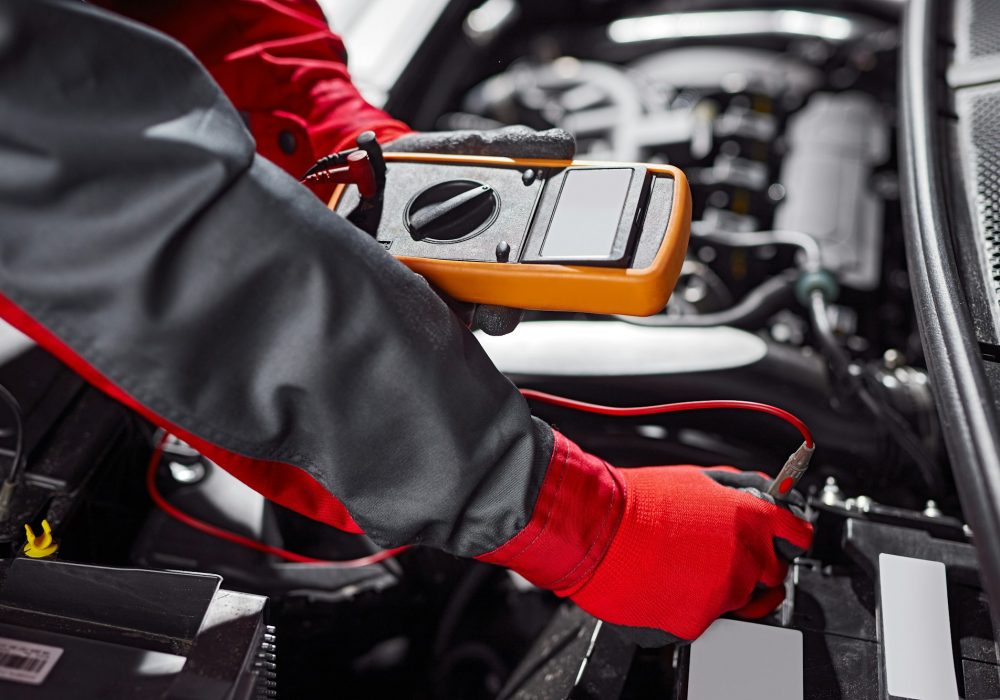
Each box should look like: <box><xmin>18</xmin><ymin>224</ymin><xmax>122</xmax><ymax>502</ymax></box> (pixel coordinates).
<box><xmin>0</xmin><ymin>0</ymin><xmax>579</xmax><ymax>561</ymax></box>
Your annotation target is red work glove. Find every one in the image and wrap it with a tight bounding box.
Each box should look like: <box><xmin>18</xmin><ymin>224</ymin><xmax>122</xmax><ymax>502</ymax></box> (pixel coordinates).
<box><xmin>477</xmin><ymin>431</ymin><xmax>813</xmax><ymax>646</ymax></box>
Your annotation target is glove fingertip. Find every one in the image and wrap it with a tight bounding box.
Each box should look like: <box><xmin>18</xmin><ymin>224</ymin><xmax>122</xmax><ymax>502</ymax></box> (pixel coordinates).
<box><xmin>774</xmin><ymin>536</ymin><xmax>809</xmax><ymax>562</ymax></box>
<box><xmin>606</xmin><ymin>622</ymin><xmax>686</xmax><ymax>649</ymax></box>
<box><xmin>732</xmin><ymin>586</ymin><xmax>786</xmax><ymax>620</ymax></box>
<box><xmin>770</xmin><ymin>509</ymin><xmax>814</xmax><ymax>553</ymax></box>
<box><xmin>759</xmin><ymin>556</ymin><xmax>790</xmax><ymax>589</ymax></box>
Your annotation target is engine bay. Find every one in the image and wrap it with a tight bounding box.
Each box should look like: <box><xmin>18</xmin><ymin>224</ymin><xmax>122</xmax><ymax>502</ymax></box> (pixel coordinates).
<box><xmin>419</xmin><ymin>1</ymin><xmax>942</xmax><ymax>509</ymax></box>
<box><xmin>2</xmin><ymin>1</ymin><xmax>998</xmax><ymax>699</ymax></box>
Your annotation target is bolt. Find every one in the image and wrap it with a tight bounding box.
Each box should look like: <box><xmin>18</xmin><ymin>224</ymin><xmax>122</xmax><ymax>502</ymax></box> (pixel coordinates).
<box><xmin>923</xmin><ymin>500</ymin><xmax>942</xmax><ymax>518</ymax></box>
<box><xmin>883</xmin><ymin>348</ymin><xmax>905</xmax><ymax>369</ymax></box>
<box><xmin>820</xmin><ymin>477</ymin><xmax>842</xmax><ymax>506</ymax></box>
<box><xmin>168</xmin><ymin>460</ymin><xmax>206</xmax><ymax>484</ymax></box>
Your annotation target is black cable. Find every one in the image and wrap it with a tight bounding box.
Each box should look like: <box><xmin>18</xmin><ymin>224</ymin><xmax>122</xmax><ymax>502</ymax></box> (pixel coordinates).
<box><xmin>432</xmin><ymin>565</ymin><xmax>496</xmax><ymax>662</ymax></box>
<box><xmin>614</xmin><ymin>269</ymin><xmax>798</xmax><ymax>328</ymax></box>
<box><xmin>691</xmin><ymin>228</ymin><xmax>823</xmax><ymax>271</ymax></box>
<box><xmin>0</xmin><ymin>383</ymin><xmax>24</xmax><ymax>484</ymax></box>
<box><xmin>433</xmin><ymin>643</ymin><xmax>509</xmax><ymax>700</ymax></box>
<box><xmin>0</xmin><ymin>382</ymin><xmax>24</xmax><ymax>519</ymax></box>
<box><xmin>808</xmin><ymin>290</ymin><xmax>943</xmax><ymax>494</ymax></box>
<box><xmin>495</xmin><ymin>617</ymin><xmax>584</xmax><ymax>700</ymax></box>
<box><xmin>808</xmin><ymin>291</ymin><xmax>853</xmax><ymax>371</ymax></box>
<box><xmin>856</xmin><ymin>375</ymin><xmax>944</xmax><ymax>493</ymax></box>
<box><xmin>614</xmin><ymin>228</ymin><xmax>819</xmax><ymax>327</ymax></box>
<box><xmin>681</xmin><ymin>260</ymin><xmax>734</xmax><ymax>307</ymax></box>
<box><xmin>300</xmin><ymin>148</ymin><xmax>358</xmax><ymax>180</ymax></box>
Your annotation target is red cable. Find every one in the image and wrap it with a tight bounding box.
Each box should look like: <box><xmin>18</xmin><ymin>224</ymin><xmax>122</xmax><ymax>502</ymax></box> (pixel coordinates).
<box><xmin>145</xmin><ymin>436</ymin><xmax>407</xmax><ymax>567</ymax></box>
<box><xmin>147</xmin><ymin>392</ymin><xmax>811</xmax><ymax>563</ymax></box>
<box><xmin>519</xmin><ymin>389</ymin><xmax>814</xmax><ymax>448</ymax></box>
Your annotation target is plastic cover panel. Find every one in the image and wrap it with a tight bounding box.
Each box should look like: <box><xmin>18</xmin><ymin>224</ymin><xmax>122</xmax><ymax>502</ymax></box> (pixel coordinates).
<box><xmin>879</xmin><ymin>554</ymin><xmax>959</xmax><ymax>700</ymax></box>
<box><xmin>901</xmin><ymin>0</ymin><xmax>1000</xmax><ymax>632</ymax></box>
<box><xmin>956</xmin><ymin>86</ymin><xmax>1000</xmax><ymax>314</ymax></box>
<box><xmin>968</xmin><ymin>0</ymin><xmax>1000</xmax><ymax>59</ymax></box>
<box><xmin>687</xmin><ymin>619</ymin><xmax>802</xmax><ymax>700</ymax></box>
<box><xmin>774</xmin><ymin>92</ymin><xmax>889</xmax><ymax>290</ymax></box>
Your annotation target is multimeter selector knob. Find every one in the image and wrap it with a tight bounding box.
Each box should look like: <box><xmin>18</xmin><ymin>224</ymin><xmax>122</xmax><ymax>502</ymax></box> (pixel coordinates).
<box><xmin>405</xmin><ymin>179</ymin><xmax>500</xmax><ymax>242</ymax></box>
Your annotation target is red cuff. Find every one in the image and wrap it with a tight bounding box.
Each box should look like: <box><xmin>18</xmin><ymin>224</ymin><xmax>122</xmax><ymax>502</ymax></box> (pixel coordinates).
<box><xmin>475</xmin><ymin>431</ymin><xmax>626</xmax><ymax>595</ymax></box>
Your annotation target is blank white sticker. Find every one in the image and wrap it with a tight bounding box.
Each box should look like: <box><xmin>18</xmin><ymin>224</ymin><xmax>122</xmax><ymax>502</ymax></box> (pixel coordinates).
<box><xmin>879</xmin><ymin>553</ymin><xmax>959</xmax><ymax>700</ymax></box>
<box><xmin>688</xmin><ymin>619</ymin><xmax>803</xmax><ymax>700</ymax></box>
<box><xmin>0</xmin><ymin>637</ymin><xmax>63</xmax><ymax>686</ymax></box>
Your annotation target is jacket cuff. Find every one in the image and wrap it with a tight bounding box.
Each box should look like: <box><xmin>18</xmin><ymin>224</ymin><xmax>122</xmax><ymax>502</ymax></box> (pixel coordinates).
<box><xmin>475</xmin><ymin>431</ymin><xmax>626</xmax><ymax>595</ymax></box>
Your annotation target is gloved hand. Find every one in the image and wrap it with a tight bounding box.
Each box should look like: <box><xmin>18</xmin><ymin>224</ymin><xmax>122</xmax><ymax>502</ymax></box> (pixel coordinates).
<box><xmin>477</xmin><ymin>432</ymin><xmax>813</xmax><ymax>647</ymax></box>
<box><xmin>385</xmin><ymin>124</ymin><xmax>575</xmax><ymax>161</ymax></box>
<box><xmin>387</xmin><ymin>125</ymin><xmax>576</xmax><ymax>335</ymax></box>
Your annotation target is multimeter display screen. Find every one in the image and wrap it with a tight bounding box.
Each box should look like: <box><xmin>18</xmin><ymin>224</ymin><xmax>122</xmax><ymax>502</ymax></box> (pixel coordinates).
<box><xmin>540</xmin><ymin>168</ymin><xmax>633</xmax><ymax>260</ymax></box>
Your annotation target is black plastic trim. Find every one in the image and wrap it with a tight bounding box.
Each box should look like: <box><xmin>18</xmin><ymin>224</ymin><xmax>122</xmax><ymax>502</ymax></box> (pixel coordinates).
<box><xmin>900</xmin><ymin>0</ymin><xmax>1000</xmax><ymax>617</ymax></box>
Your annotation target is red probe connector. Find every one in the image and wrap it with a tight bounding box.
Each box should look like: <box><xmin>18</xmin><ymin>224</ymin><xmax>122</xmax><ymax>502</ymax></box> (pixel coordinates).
<box><xmin>302</xmin><ymin>149</ymin><xmax>377</xmax><ymax>198</ymax></box>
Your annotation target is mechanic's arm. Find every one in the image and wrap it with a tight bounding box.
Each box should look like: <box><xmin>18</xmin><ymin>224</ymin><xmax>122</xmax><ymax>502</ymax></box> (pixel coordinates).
<box><xmin>94</xmin><ymin>0</ymin><xmax>412</xmax><ymax>177</ymax></box>
<box><xmin>0</xmin><ymin>1</ymin><xmax>810</xmax><ymax>645</ymax></box>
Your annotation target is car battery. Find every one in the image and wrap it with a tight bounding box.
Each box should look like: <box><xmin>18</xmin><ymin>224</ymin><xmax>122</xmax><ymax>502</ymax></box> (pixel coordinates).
<box><xmin>0</xmin><ymin>558</ymin><xmax>273</xmax><ymax>699</ymax></box>
<box><xmin>496</xmin><ymin>503</ymin><xmax>1000</xmax><ymax>700</ymax></box>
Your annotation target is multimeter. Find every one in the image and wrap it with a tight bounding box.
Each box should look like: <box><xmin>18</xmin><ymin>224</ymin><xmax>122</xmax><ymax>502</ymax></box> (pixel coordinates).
<box><xmin>328</xmin><ymin>153</ymin><xmax>691</xmax><ymax>316</ymax></box>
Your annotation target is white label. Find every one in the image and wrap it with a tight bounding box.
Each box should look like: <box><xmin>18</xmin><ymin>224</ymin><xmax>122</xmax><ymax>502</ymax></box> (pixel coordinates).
<box><xmin>879</xmin><ymin>554</ymin><xmax>959</xmax><ymax>700</ymax></box>
<box><xmin>0</xmin><ymin>637</ymin><xmax>63</xmax><ymax>685</ymax></box>
<box><xmin>688</xmin><ymin>619</ymin><xmax>803</xmax><ymax>700</ymax></box>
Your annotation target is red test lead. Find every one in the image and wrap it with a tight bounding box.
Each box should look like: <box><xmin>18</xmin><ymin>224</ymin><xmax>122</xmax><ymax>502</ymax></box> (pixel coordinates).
<box><xmin>518</xmin><ymin>388</ymin><xmax>816</xmax><ymax>501</ymax></box>
<box><xmin>146</xmin><ymin>435</ymin><xmax>407</xmax><ymax>567</ymax></box>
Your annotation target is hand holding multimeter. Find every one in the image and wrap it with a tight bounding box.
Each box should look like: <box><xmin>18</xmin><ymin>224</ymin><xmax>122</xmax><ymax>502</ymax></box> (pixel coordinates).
<box><xmin>314</xmin><ymin>135</ymin><xmax>813</xmax><ymax>649</ymax></box>
<box><xmin>326</xmin><ymin>149</ymin><xmax>691</xmax><ymax>317</ymax></box>
<box><xmin>322</xmin><ymin>137</ymin><xmax>814</xmax><ymax>500</ymax></box>
<box><xmin>319</xmin><ymin>133</ymin><xmax>813</xmax><ymax>495</ymax></box>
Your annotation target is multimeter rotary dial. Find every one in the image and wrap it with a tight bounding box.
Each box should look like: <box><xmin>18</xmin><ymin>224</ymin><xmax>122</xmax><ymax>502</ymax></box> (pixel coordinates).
<box><xmin>404</xmin><ymin>179</ymin><xmax>500</xmax><ymax>243</ymax></box>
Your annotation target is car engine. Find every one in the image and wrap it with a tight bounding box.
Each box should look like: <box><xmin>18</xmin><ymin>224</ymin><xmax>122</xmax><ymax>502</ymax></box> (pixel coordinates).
<box><xmin>1</xmin><ymin>1</ymin><xmax>997</xmax><ymax>699</ymax></box>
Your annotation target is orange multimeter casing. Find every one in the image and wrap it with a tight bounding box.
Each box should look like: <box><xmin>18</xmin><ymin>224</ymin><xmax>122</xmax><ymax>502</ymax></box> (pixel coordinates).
<box><xmin>328</xmin><ymin>153</ymin><xmax>691</xmax><ymax>316</ymax></box>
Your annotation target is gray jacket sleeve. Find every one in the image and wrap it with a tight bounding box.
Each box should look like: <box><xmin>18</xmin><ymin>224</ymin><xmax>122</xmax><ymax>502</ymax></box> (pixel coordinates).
<box><xmin>0</xmin><ymin>0</ymin><xmax>553</xmax><ymax>555</ymax></box>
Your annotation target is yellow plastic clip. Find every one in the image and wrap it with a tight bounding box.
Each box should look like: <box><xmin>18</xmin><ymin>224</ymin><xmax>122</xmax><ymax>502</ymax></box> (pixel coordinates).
<box><xmin>23</xmin><ymin>519</ymin><xmax>58</xmax><ymax>559</ymax></box>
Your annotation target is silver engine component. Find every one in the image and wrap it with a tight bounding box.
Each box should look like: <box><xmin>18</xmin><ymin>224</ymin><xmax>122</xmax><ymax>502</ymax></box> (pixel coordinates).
<box><xmin>774</xmin><ymin>93</ymin><xmax>890</xmax><ymax>290</ymax></box>
<box><xmin>458</xmin><ymin>45</ymin><xmax>893</xmax><ymax>294</ymax></box>
<box><xmin>462</xmin><ymin>47</ymin><xmax>821</xmax><ymax>163</ymax></box>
